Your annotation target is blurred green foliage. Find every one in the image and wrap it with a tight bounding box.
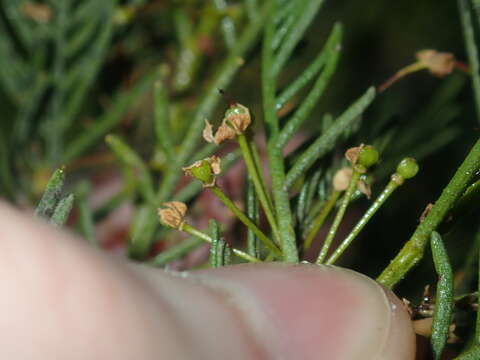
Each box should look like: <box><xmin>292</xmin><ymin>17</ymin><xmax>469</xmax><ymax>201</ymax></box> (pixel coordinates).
<box><xmin>3</xmin><ymin>0</ymin><xmax>480</xmax><ymax>356</ymax></box>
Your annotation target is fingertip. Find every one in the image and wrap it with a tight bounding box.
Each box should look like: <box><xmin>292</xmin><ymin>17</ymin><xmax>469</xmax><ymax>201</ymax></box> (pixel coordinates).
<box><xmin>188</xmin><ymin>263</ymin><xmax>416</xmax><ymax>360</ymax></box>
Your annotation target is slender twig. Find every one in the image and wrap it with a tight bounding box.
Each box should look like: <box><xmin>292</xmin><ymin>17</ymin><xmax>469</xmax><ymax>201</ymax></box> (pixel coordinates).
<box><xmin>237</xmin><ymin>134</ymin><xmax>279</xmax><ymax>240</ymax></box>
<box><xmin>182</xmin><ymin>223</ymin><xmax>260</xmax><ymax>263</ymax></box>
<box><xmin>377</xmin><ymin>138</ymin><xmax>480</xmax><ymax>288</ymax></box>
<box><xmin>303</xmin><ymin>190</ymin><xmax>340</xmax><ymax>251</ymax></box>
<box><xmin>246</xmin><ymin>177</ymin><xmax>260</xmax><ymax>258</ymax></box>
<box><xmin>316</xmin><ymin>171</ymin><xmax>360</xmax><ymax>264</ymax></box>
<box><xmin>326</xmin><ymin>179</ymin><xmax>400</xmax><ymax>265</ymax></box>
<box><xmin>210</xmin><ymin>186</ymin><xmax>282</xmax><ymax>257</ymax></box>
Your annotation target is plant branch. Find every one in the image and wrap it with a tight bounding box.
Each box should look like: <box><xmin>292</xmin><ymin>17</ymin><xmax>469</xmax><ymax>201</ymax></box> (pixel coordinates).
<box><xmin>378</xmin><ymin>137</ymin><xmax>480</xmax><ymax>288</ymax></box>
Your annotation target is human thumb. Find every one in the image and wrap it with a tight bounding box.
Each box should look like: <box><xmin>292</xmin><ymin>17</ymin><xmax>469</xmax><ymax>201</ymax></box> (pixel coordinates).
<box><xmin>0</xmin><ymin>202</ymin><xmax>415</xmax><ymax>359</ymax></box>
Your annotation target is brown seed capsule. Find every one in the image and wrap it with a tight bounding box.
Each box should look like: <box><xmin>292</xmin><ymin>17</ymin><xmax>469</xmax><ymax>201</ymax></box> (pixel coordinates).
<box><xmin>158</xmin><ymin>201</ymin><xmax>188</xmax><ymax>229</ymax></box>
<box><xmin>416</xmin><ymin>50</ymin><xmax>455</xmax><ymax>77</ymax></box>
<box><xmin>202</xmin><ymin>103</ymin><xmax>252</xmax><ymax>145</ymax></box>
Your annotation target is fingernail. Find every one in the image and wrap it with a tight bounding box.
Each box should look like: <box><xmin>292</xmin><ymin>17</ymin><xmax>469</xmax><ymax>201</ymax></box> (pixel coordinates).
<box><xmin>192</xmin><ymin>263</ymin><xmax>415</xmax><ymax>360</ymax></box>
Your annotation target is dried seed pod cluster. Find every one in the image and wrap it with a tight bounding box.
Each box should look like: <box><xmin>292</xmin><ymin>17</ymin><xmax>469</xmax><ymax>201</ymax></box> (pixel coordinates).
<box><xmin>203</xmin><ymin>103</ymin><xmax>251</xmax><ymax>144</ymax></box>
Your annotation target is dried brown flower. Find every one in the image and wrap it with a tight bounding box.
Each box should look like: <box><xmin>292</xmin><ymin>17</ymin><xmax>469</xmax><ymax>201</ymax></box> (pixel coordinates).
<box><xmin>416</xmin><ymin>50</ymin><xmax>455</xmax><ymax>77</ymax></box>
<box><xmin>202</xmin><ymin>103</ymin><xmax>251</xmax><ymax>145</ymax></box>
<box><xmin>158</xmin><ymin>201</ymin><xmax>188</xmax><ymax>229</ymax></box>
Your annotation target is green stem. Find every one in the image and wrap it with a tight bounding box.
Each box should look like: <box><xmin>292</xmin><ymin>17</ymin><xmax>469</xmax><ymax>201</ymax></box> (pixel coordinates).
<box><xmin>477</xmin><ymin>235</ymin><xmax>480</xmax><ymax>344</ymax></box>
<box><xmin>237</xmin><ymin>134</ymin><xmax>279</xmax><ymax>240</ymax></box>
<box><xmin>303</xmin><ymin>190</ymin><xmax>340</xmax><ymax>251</ymax></box>
<box><xmin>316</xmin><ymin>170</ymin><xmax>360</xmax><ymax>264</ymax></box>
<box><xmin>459</xmin><ymin>0</ymin><xmax>480</xmax><ymax>122</ymax></box>
<box><xmin>155</xmin><ymin>0</ymin><xmax>275</xmax><ymax>206</ymax></box>
<box><xmin>182</xmin><ymin>223</ymin><xmax>260</xmax><ymax>263</ymax></box>
<box><xmin>150</xmin><ymin>237</ymin><xmax>203</xmax><ymax>266</ymax></box>
<box><xmin>377</xmin><ymin>137</ymin><xmax>480</xmax><ymax>288</ymax></box>
<box><xmin>210</xmin><ymin>186</ymin><xmax>282</xmax><ymax>258</ymax></box>
<box><xmin>246</xmin><ymin>177</ymin><xmax>260</xmax><ymax>258</ymax></box>
<box><xmin>262</xmin><ymin>6</ymin><xmax>299</xmax><ymax>262</ymax></box>
<box><xmin>326</xmin><ymin>179</ymin><xmax>399</xmax><ymax>265</ymax></box>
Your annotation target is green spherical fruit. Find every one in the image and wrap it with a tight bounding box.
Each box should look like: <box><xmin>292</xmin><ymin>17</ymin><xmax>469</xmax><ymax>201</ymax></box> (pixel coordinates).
<box><xmin>190</xmin><ymin>160</ymin><xmax>214</xmax><ymax>184</ymax></box>
<box><xmin>396</xmin><ymin>158</ymin><xmax>419</xmax><ymax>179</ymax></box>
<box><xmin>357</xmin><ymin>145</ymin><xmax>379</xmax><ymax>168</ymax></box>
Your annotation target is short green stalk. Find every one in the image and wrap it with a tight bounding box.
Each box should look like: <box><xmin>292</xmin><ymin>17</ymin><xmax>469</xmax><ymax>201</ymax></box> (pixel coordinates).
<box><xmin>237</xmin><ymin>133</ymin><xmax>279</xmax><ymax>241</ymax></box>
<box><xmin>316</xmin><ymin>170</ymin><xmax>360</xmax><ymax>264</ymax></box>
<box><xmin>303</xmin><ymin>190</ymin><xmax>340</xmax><ymax>251</ymax></box>
<box><xmin>326</xmin><ymin>156</ymin><xmax>419</xmax><ymax>265</ymax></box>
<box><xmin>181</xmin><ymin>223</ymin><xmax>260</xmax><ymax>263</ymax></box>
<box><xmin>262</xmin><ymin>7</ymin><xmax>299</xmax><ymax>263</ymax></box>
<box><xmin>210</xmin><ymin>185</ymin><xmax>282</xmax><ymax>258</ymax></box>
<box><xmin>326</xmin><ymin>180</ymin><xmax>398</xmax><ymax>265</ymax></box>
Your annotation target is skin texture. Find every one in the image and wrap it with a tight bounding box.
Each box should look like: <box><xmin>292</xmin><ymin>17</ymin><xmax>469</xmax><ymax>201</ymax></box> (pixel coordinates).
<box><xmin>0</xmin><ymin>202</ymin><xmax>415</xmax><ymax>359</ymax></box>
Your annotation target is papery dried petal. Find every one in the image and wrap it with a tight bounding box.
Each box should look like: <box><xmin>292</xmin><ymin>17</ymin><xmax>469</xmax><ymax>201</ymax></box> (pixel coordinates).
<box><xmin>333</xmin><ymin>167</ymin><xmax>353</xmax><ymax>191</ymax></box>
<box><xmin>214</xmin><ymin>123</ymin><xmax>237</xmax><ymax>144</ymax></box>
<box><xmin>357</xmin><ymin>179</ymin><xmax>372</xmax><ymax>199</ymax></box>
<box><xmin>203</xmin><ymin>119</ymin><xmax>215</xmax><ymax>143</ymax></box>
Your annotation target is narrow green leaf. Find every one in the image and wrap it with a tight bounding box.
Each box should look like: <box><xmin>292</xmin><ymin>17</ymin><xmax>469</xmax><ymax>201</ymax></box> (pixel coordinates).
<box><xmin>63</xmin><ymin>71</ymin><xmax>156</xmax><ymax>162</ymax></box>
<box><xmin>246</xmin><ymin>178</ymin><xmax>260</xmax><ymax>258</ymax></box>
<box><xmin>285</xmin><ymin>87</ymin><xmax>375</xmax><ymax>189</ymax></box>
<box><xmin>275</xmin><ymin>22</ymin><xmax>342</xmax><ymax>112</ymax></box>
<box><xmin>50</xmin><ymin>194</ymin><xmax>75</xmax><ymax>226</ymax></box>
<box><xmin>154</xmin><ymin>74</ymin><xmax>174</xmax><ymax>161</ymax></box>
<box><xmin>245</xmin><ymin>0</ymin><xmax>259</xmax><ymax>21</ymax></box>
<box><xmin>459</xmin><ymin>0</ymin><xmax>480</xmax><ymax>121</ymax></box>
<box><xmin>150</xmin><ymin>237</ymin><xmax>204</xmax><ymax>267</ymax></box>
<box><xmin>213</xmin><ymin>0</ymin><xmax>237</xmax><ymax>49</ymax></box>
<box><xmin>430</xmin><ymin>232</ymin><xmax>454</xmax><ymax>360</ymax></box>
<box><xmin>35</xmin><ymin>168</ymin><xmax>66</xmax><ymax>219</ymax></box>
<box><xmin>276</xmin><ymin>24</ymin><xmax>342</xmax><ymax>149</ymax></box>
<box><xmin>271</xmin><ymin>0</ymin><xmax>325</xmax><ymax>77</ymax></box>
<box><xmin>105</xmin><ymin>134</ymin><xmax>155</xmax><ymax>205</ymax></box>
<box><xmin>208</xmin><ymin>219</ymin><xmax>231</xmax><ymax>267</ymax></box>
<box><xmin>75</xmin><ymin>182</ymin><xmax>97</xmax><ymax>246</ymax></box>
<box><xmin>128</xmin><ymin>204</ymin><xmax>159</xmax><ymax>260</ymax></box>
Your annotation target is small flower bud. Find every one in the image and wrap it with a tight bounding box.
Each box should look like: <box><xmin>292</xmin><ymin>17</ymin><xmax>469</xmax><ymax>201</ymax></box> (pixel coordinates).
<box><xmin>182</xmin><ymin>156</ymin><xmax>222</xmax><ymax>187</ymax></box>
<box><xmin>416</xmin><ymin>50</ymin><xmax>455</xmax><ymax>77</ymax></box>
<box><xmin>224</xmin><ymin>103</ymin><xmax>251</xmax><ymax>134</ymax></box>
<box><xmin>158</xmin><ymin>201</ymin><xmax>187</xmax><ymax>229</ymax></box>
<box><xmin>357</xmin><ymin>145</ymin><xmax>379</xmax><ymax>168</ymax></box>
<box><xmin>396</xmin><ymin>158</ymin><xmax>419</xmax><ymax>179</ymax></box>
